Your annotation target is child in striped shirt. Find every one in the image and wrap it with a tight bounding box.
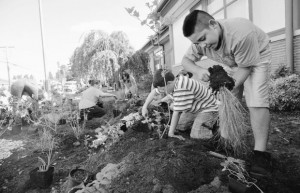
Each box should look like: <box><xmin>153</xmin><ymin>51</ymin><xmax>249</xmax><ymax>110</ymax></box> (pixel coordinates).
<box><xmin>142</xmin><ymin>69</ymin><xmax>220</xmax><ymax>140</ymax></box>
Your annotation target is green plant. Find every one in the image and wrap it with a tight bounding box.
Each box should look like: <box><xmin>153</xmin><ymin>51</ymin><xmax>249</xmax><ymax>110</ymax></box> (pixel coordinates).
<box><xmin>37</xmin><ymin>128</ymin><xmax>58</xmax><ymax>153</ymax></box>
<box><xmin>68</xmin><ymin>110</ymin><xmax>85</xmax><ymax>140</ymax></box>
<box><xmin>37</xmin><ymin>137</ymin><xmax>55</xmax><ymax>172</ymax></box>
<box><xmin>271</xmin><ymin>63</ymin><xmax>291</xmax><ymax>79</ymax></box>
<box><xmin>137</xmin><ymin>74</ymin><xmax>153</xmax><ymax>93</ymax></box>
<box><xmin>142</xmin><ymin>110</ymin><xmax>169</xmax><ymax>138</ymax></box>
<box><xmin>269</xmin><ymin>74</ymin><xmax>300</xmax><ymax>111</ymax></box>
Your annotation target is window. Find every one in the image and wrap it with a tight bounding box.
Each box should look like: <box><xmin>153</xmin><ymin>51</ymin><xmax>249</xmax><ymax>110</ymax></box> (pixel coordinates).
<box><xmin>154</xmin><ymin>47</ymin><xmax>164</xmax><ymax>70</ymax></box>
<box><xmin>207</xmin><ymin>0</ymin><xmax>223</xmax><ymax>14</ymax></box>
<box><xmin>227</xmin><ymin>0</ymin><xmax>248</xmax><ymax>19</ymax></box>
<box><xmin>207</xmin><ymin>0</ymin><xmax>249</xmax><ymax>20</ymax></box>
<box><xmin>252</xmin><ymin>0</ymin><xmax>285</xmax><ymax>33</ymax></box>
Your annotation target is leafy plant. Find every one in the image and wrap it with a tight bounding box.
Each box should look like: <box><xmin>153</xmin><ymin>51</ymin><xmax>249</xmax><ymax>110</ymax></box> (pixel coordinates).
<box><xmin>68</xmin><ymin>110</ymin><xmax>85</xmax><ymax>140</ymax></box>
<box><xmin>142</xmin><ymin>110</ymin><xmax>169</xmax><ymax>138</ymax></box>
<box><xmin>121</xmin><ymin>112</ymin><xmax>143</xmax><ymax>128</ymax></box>
<box><xmin>269</xmin><ymin>74</ymin><xmax>300</xmax><ymax>111</ymax></box>
<box><xmin>87</xmin><ymin>122</ymin><xmax>124</xmax><ymax>150</ymax></box>
<box><xmin>37</xmin><ymin>137</ymin><xmax>55</xmax><ymax>172</ymax></box>
<box><xmin>271</xmin><ymin>63</ymin><xmax>291</xmax><ymax>79</ymax></box>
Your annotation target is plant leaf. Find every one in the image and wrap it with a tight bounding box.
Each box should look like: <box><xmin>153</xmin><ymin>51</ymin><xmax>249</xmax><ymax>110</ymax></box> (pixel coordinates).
<box><xmin>133</xmin><ymin>10</ymin><xmax>139</xmax><ymax>17</ymax></box>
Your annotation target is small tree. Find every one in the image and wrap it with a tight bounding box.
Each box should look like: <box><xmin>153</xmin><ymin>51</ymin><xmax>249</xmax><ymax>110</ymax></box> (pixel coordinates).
<box><xmin>125</xmin><ymin>0</ymin><xmax>172</xmax><ymax>70</ymax></box>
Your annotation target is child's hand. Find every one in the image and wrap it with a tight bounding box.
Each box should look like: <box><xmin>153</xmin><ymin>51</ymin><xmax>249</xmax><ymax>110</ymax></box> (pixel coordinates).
<box><xmin>168</xmin><ymin>133</ymin><xmax>185</xmax><ymax>140</ymax></box>
<box><xmin>142</xmin><ymin>107</ymin><xmax>148</xmax><ymax>117</ymax></box>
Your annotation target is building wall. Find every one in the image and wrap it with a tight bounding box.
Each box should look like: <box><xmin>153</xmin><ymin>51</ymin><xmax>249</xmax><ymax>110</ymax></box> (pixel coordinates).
<box><xmin>270</xmin><ymin>39</ymin><xmax>286</xmax><ymax>73</ymax></box>
<box><xmin>144</xmin><ymin>0</ymin><xmax>300</xmax><ymax>77</ymax></box>
<box><xmin>270</xmin><ymin>33</ymin><xmax>300</xmax><ymax>74</ymax></box>
<box><xmin>294</xmin><ymin>34</ymin><xmax>300</xmax><ymax>73</ymax></box>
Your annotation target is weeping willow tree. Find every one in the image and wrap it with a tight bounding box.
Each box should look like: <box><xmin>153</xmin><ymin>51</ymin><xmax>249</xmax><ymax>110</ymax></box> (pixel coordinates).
<box><xmin>91</xmin><ymin>50</ymin><xmax>118</xmax><ymax>83</ymax></box>
<box><xmin>69</xmin><ymin>30</ymin><xmax>133</xmax><ymax>83</ymax></box>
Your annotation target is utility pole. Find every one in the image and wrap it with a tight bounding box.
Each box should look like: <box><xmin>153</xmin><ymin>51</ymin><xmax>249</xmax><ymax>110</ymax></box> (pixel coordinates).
<box><xmin>38</xmin><ymin>0</ymin><xmax>48</xmax><ymax>91</ymax></box>
<box><xmin>0</xmin><ymin>46</ymin><xmax>14</xmax><ymax>89</ymax></box>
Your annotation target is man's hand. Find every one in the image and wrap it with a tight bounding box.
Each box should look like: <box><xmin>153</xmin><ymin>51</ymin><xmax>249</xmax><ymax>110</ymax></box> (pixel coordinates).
<box><xmin>168</xmin><ymin>132</ymin><xmax>185</xmax><ymax>140</ymax></box>
<box><xmin>198</xmin><ymin>69</ymin><xmax>210</xmax><ymax>82</ymax></box>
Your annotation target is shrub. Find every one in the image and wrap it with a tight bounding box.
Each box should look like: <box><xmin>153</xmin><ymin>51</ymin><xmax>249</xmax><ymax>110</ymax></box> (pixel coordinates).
<box><xmin>137</xmin><ymin>74</ymin><xmax>153</xmax><ymax>93</ymax></box>
<box><xmin>271</xmin><ymin>64</ymin><xmax>291</xmax><ymax>79</ymax></box>
<box><xmin>269</xmin><ymin>74</ymin><xmax>300</xmax><ymax>111</ymax></box>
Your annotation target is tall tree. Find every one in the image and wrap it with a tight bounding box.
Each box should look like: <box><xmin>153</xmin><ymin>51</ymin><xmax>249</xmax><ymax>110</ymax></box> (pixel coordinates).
<box><xmin>69</xmin><ymin>30</ymin><xmax>133</xmax><ymax>82</ymax></box>
<box><xmin>123</xmin><ymin>50</ymin><xmax>150</xmax><ymax>81</ymax></box>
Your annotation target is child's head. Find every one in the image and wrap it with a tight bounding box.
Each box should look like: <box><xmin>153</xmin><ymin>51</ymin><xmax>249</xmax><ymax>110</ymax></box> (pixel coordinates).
<box><xmin>153</xmin><ymin>69</ymin><xmax>175</xmax><ymax>93</ymax></box>
<box><xmin>183</xmin><ymin>10</ymin><xmax>221</xmax><ymax>50</ymax></box>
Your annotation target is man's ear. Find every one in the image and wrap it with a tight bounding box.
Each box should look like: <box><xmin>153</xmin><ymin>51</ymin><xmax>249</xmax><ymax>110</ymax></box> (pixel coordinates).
<box><xmin>208</xmin><ymin>19</ymin><xmax>217</xmax><ymax>28</ymax></box>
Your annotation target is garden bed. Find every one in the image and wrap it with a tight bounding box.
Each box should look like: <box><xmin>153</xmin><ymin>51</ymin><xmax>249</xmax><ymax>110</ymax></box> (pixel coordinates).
<box><xmin>0</xmin><ymin>98</ymin><xmax>299</xmax><ymax>193</ymax></box>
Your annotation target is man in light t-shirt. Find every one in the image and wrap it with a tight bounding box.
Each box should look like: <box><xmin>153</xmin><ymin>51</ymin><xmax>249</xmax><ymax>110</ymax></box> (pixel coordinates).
<box><xmin>182</xmin><ymin>10</ymin><xmax>272</xmax><ymax>178</ymax></box>
<box><xmin>79</xmin><ymin>80</ymin><xmax>117</xmax><ymax>121</ymax></box>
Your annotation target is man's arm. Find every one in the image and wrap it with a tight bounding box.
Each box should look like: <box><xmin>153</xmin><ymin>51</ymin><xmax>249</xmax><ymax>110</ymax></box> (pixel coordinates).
<box><xmin>168</xmin><ymin>111</ymin><xmax>185</xmax><ymax>140</ymax></box>
<box><xmin>182</xmin><ymin>56</ymin><xmax>210</xmax><ymax>82</ymax></box>
<box><xmin>233</xmin><ymin>67</ymin><xmax>252</xmax><ymax>88</ymax></box>
<box><xmin>98</xmin><ymin>90</ymin><xmax>117</xmax><ymax>98</ymax></box>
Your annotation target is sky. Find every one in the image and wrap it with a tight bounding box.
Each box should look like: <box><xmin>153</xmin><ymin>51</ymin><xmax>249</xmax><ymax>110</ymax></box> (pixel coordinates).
<box><xmin>0</xmin><ymin>0</ymin><xmax>154</xmax><ymax>81</ymax></box>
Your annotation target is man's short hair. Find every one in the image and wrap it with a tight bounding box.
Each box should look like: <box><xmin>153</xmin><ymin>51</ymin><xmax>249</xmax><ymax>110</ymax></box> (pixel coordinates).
<box><xmin>183</xmin><ymin>10</ymin><xmax>214</xmax><ymax>37</ymax></box>
<box><xmin>88</xmin><ymin>80</ymin><xmax>94</xmax><ymax>85</ymax></box>
<box><xmin>153</xmin><ymin>69</ymin><xmax>175</xmax><ymax>88</ymax></box>
<box><xmin>89</xmin><ymin>79</ymin><xmax>100</xmax><ymax>86</ymax></box>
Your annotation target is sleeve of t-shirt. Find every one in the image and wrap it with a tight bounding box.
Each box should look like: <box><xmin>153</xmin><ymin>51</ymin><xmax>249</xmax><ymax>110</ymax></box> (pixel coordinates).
<box><xmin>96</xmin><ymin>88</ymin><xmax>103</xmax><ymax>96</ymax></box>
<box><xmin>184</xmin><ymin>44</ymin><xmax>203</xmax><ymax>62</ymax></box>
<box><xmin>234</xmin><ymin>32</ymin><xmax>261</xmax><ymax>67</ymax></box>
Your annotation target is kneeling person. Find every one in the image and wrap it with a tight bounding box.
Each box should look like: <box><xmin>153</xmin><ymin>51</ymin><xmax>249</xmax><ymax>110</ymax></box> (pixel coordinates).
<box><xmin>79</xmin><ymin>80</ymin><xmax>117</xmax><ymax>121</ymax></box>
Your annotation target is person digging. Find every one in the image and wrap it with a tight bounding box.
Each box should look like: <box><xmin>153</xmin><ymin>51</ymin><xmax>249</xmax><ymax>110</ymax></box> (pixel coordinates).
<box><xmin>181</xmin><ymin>10</ymin><xmax>272</xmax><ymax>178</ymax></box>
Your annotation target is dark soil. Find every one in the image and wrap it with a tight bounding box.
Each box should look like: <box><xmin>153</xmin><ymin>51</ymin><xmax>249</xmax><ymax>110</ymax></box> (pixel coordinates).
<box><xmin>0</xmin><ymin>98</ymin><xmax>299</xmax><ymax>193</ymax></box>
<box><xmin>71</xmin><ymin>169</ymin><xmax>88</xmax><ymax>182</ymax></box>
<box><xmin>208</xmin><ymin>65</ymin><xmax>235</xmax><ymax>92</ymax></box>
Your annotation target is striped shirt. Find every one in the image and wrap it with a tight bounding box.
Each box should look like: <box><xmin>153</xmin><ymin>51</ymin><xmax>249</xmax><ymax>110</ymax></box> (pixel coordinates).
<box><xmin>173</xmin><ymin>75</ymin><xmax>219</xmax><ymax>113</ymax></box>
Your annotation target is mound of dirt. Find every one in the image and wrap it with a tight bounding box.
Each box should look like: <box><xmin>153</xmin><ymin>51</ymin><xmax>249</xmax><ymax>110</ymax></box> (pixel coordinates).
<box><xmin>82</xmin><ymin>127</ymin><xmax>227</xmax><ymax>193</ymax></box>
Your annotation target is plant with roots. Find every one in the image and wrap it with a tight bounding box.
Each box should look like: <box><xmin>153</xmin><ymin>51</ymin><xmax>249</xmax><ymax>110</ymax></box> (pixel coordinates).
<box><xmin>208</xmin><ymin>65</ymin><xmax>251</xmax><ymax>155</ymax></box>
<box><xmin>221</xmin><ymin>158</ymin><xmax>264</xmax><ymax>193</ymax></box>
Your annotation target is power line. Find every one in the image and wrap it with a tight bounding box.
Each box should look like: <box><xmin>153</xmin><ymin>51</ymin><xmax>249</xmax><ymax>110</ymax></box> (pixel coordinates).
<box><xmin>0</xmin><ymin>46</ymin><xmax>14</xmax><ymax>88</ymax></box>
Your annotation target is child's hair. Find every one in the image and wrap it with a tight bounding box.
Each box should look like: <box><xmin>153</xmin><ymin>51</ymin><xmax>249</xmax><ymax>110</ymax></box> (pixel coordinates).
<box><xmin>153</xmin><ymin>69</ymin><xmax>175</xmax><ymax>88</ymax></box>
<box><xmin>183</xmin><ymin>10</ymin><xmax>214</xmax><ymax>37</ymax></box>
